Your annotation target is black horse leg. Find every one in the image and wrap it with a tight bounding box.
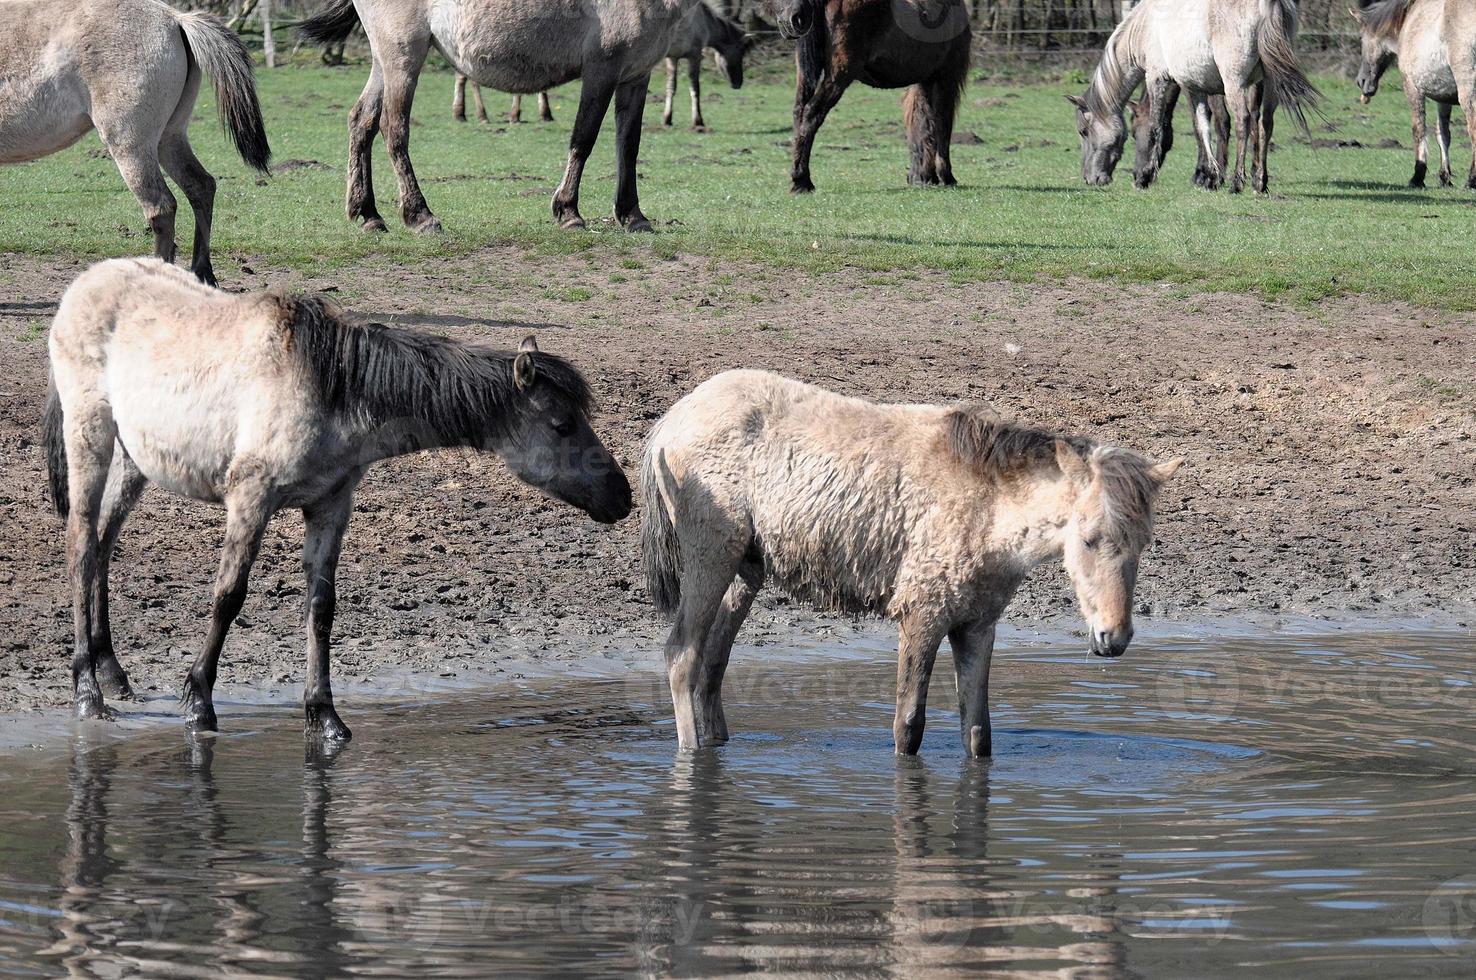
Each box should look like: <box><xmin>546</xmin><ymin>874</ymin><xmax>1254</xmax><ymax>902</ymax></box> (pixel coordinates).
<box><xmin>552</xmin><ymin>68</ymin><xmax>618</xmax><ymax>229</ymax></box>
<box><xmin>1136</xmin><ymin>76</ymin><xmax>1175</xmax><ymax>189</ymax></box>
<box><xmin>181</xmin><ymin>493</ymin><xmax>270</xmax><ymax>733</ymax></box>
<box><xmin>791</xmin><ymin>77</ymin><xmax>849</xmax><ymax>194</ymax></box>
<box><xmin>612</xmin><ymin>72</ymin><xmax>654</xmax><ymax>231</ymax></box>
<box><xmin>302</xmin><ymin>493</ymin><xmax>353</xmax><ymax>741</ymax></box>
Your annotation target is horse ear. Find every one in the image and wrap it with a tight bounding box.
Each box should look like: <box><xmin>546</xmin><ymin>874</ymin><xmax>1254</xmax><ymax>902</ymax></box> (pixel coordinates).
<box><xmin>1148</xmin><ymin>458</ymin><xmax>1184</xmax><ymax>485</ymax></box>
<box><xmin>519</xmin><ymin>335</ymin><xmax>539</xmax><ymax>353</ymax></box>
<box><xmin>1055</xmin><ymin>440</ymin><xmax>1091</xmax><ymax>483</ymax></box>
<box><xmin>1065</xmin><ymin>94</ymin><xmax>1087</xmax><ymax>110</ymax></box>
<box><xmin>514</xmin><ymin>351</ymin><xmax>537</xmax><ymax>392</ymax></box>
<box><xmin>1347</xmin><ymin>4</ymin><xmax>1361</xmax><ymax>22</ymax></box>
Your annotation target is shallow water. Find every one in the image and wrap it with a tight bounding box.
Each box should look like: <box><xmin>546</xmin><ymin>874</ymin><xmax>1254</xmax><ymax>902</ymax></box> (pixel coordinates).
<box><xmin>2</xmin><ymin>630</ymin><xmax>1475</xmax><ymax>977</ymax></box>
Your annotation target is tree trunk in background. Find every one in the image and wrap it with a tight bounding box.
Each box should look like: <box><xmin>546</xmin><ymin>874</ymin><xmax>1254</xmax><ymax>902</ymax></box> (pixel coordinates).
<box><xmin>260</xmin><ymin>0</ymin><xmax>275</xmax><ymax>68</ymax></box>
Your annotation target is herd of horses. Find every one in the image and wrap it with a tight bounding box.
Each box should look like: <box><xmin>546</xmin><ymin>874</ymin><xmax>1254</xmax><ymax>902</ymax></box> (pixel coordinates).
<box><xmin>1</xmin><ymin>0</ymin><xmax>1469</xmax><ymax>753</ymax></box>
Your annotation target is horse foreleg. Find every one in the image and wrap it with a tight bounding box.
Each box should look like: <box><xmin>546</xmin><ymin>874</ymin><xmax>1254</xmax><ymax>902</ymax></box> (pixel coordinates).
<box><xmin>1135</xmin><ymin>76</ymin><xmax>1175</xmax><ymax>190</ymax></box>
<box><xmin>453</xmin><ymin>74</ymin><xmax>468</xmax><ymax>122</ymax></box>
<box><xmin>612</xmin><ymin>73</ymin><xmax>653</xmax><ymax>232</ymax></box>
<box><xmin>159</xmin><ymin>130</ymin><xmax>218</xmax><ymax>286</ymax></box>
<box><xmin>665</xmin><ymin>557</ymin><xmax>739</xmax><ymax>751</ymax></box>
<box><xmin>696</xmin><ymin>559</ymin><xmax>763</xmax><ymax>745</ymax></box>
<box><xmin>1435</xmin><ymin>102</ymin><xmax>1454</xmax><ymax>187</ymax></box>
<box><xmin>1405</xmin><ymin>78</ymin><xmax>1429</xmax><ymax>188</ymax></box>
<box><xmin>689</xmin><ymin>57</ymin><xmax>705</xmax><ymax>129</ymax></box>
<box><xmin>372</xmin><ymin>34</ymin><xmax>437</xmax><ymax>233</ymax></box>
<box><xmin>471</xmin><ymin>82</ymin><xmax>489</xmax><ymax>124</ymax></box>
<box><xmin>538</xmin><ymin>91</ymin><xmax>554</xmax><ymax>123</ymax></box>
<box><xmin>1456</xmin><ymin>76</ymin><xmax>1476</xmax><ymax>189</ymax></box>
<box><xmin>63</xmin><ymin>404</ymin><xmax>117</xmax><ymax>722</ymax></box>
<box><xmin>663</xmin><ymin>58</ymin><xmax>678</xmax><ymax>126</ymax></box>
<box><xmin>948</xmin><ymin>620</ymin><xmax>996</xmax><ymax>758</ymax></box>
<box><xmin>552</xmin><ymin>71</ymin><xmax>617</xmax><ymax>229</ymax></box>
<box><xmin>181</xmin><ymin>489</ymin><xmax>271</xmax><ymax>733</ymax></box>
<box><xmin>1188</xmin><ymin>93</ymin><xmax>1223</xmax><ymax>191</ymax></box>
<box><xmin>791</xmin><ymin>76</ymin><xmax>848</xmax><ymax>194</ymax></box>
<box><xmin>91</xmin><ymin>453</ymin><xmax>148</xmax><ymax>701</ymax></box>
<box><xmin>893</xmin><ymin>613</ymin><xmax>946</xmax><ymax>756</ymax></box>
<box><xmin>302</xmin><ymin>492</ymin><xmax>353</xmax><ymax>742</ymax></box>
<box><xmin>1225</xmin><ymin>86</ymin><xmax>1252</xmax><ymax>194</ymax></box>
<box><xmin>347</xmin><ymin>62</ymin><xmax>387</xmax><ymax>231</ymax></box>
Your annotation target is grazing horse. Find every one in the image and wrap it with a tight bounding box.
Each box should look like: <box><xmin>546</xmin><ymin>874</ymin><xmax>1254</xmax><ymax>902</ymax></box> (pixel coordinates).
<box><xmin>641</xmin><ymin>371</ymin><xmax>1181</xmax><ymax>755</ymax></box>
<box><xmin>662</xmin><ymin>1</ymin><xmax>752</xmax><ymax>129</ymax></box>
<box><xmin>300</xmin><ymin>0</ymin><xmax>812</xmax><ymax>233</ymax></box>
<box><xmin>790</xmin><ymin>0</ymin><xmax>972</xmax><ymax>192</ymax></box>
<box><xmin>44</xmin><ymin>258</ymin><xmax>632</xmax><ymax>740</ymax></box>
<box><xmin>1353</xmin><ymin>0</ymin><xmax>1476</xmax><ymax>190</ymax></box>
<box><xmin>452</xmin><ymin>76</ymin><xmax>555</xmax><ymax>124</ymax></box>
<box><xmin>0</xmin><ymin>0</ymin><xmax>270</xmax><ymax>285</ymax></box>
<box><xmin>1071</xmin><ymin>0</ymin><xmax>1319</xmax><ymax>194</ymax></box>
<box><xmin>1130</xmin><ymin>85</ymin><xmax>1233</xmax><ymax>189</ymax></box>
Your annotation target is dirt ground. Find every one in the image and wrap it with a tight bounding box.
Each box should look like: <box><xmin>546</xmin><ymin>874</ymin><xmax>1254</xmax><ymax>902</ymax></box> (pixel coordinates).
<box><xmin>1</xmin><ymin>248</ymin><xmax>1473</xmax><ymax>715</ymax></box>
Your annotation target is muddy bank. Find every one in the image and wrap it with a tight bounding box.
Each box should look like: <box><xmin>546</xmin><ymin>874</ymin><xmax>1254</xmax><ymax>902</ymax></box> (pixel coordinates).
<box><xmin>1</xmin><ymin>248</ymin><xmax>1473</xmax><ymax>717</ymax></box>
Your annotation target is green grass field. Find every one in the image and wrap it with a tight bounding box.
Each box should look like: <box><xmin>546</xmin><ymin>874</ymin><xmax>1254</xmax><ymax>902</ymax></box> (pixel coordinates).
<box><xmin>1</xmin><ymin>60</ymin><xmax>1472</xmax><ymax>308</ymax></box>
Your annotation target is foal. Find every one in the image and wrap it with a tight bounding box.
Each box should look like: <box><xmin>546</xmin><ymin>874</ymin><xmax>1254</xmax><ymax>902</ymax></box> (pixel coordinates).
<box><xmin>643</xmin><ymin>371</ymin><xmax>1181</xmax><ymax>755</ymax></box>
<box><xmin>45</xmin><ymin>259</ymin><xmax>632</xmax><ymax>740</ymax></box>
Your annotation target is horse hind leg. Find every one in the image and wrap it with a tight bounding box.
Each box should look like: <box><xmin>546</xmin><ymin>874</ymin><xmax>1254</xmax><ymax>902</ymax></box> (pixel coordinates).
<box><xmin>664</xmin><ymin>521</ymin><xmax>747</xmax><ymax>750</ymax></box>
<box><xmin>538</xmin><ymin>91</ymin><xmax>553</xmax><ymax>122</ymax></box>
<box><xmin>1253</xmin><ymin>85</ymin><xmax>1275</xmax><ymax>195</ymax></box>
<box><xmin>696</xmin><ymin>554</ymin><xmax>764</xmax><ymax>745</ymax></box>
<box><xmin>611</xmin><ymin>73</ymin><xmax>654</xmax><ymax>232</ymax></box>
<box><xmin>948</xmin><ymin>620</ymin><xmax>996</xmax><ymax>758</ymax></box>
<box><xmin>1188</xmin><ymin>93</ymin><xmax>1224</xmax><ymax>191</ymax></box>
<box><xmin>62</xmin><ymin>399</ymin><xmax>119</xmax><ymax>721</ymax></box>
<box><xmin>903</xmin><ymin>85</ymin><xmax>938</xmax><ymax>186</ymax></box>
<box><xmin>180</xmin><ymin>487</ymin><xmax>272</xmax><ymax>733</ymax></box>
<box><xmin>107</xmin><ymin>144</ymin><xmax>177</xmax><ymax>265</ymax></box>
<box><xmin>159</xmin><ymin>130</ymin><xmax>218</xmax><ymax>286</ymax></box>
<box><xmin>91</xmin><ymin>452</ymin><xmax>149</xmax><ymax>700</ymax></box>
<box><xmin>347</xmin><ymin>61</ymin><xmax>387</xmax><ymax>231</ymax></box>
<box><xmin>375</xmin><ymin>36</ymin><xmax>440</xmax><ymax>233</ymax></box>
<box><xmin>1224</xmin><ymin>86</ymin><xmax>1253</xmax><ymax>194</ymax></box>
<box><xmin>1435</xmin><ymin>102</ymin><xmax>1454</xmax><ymax>187</ymax></box>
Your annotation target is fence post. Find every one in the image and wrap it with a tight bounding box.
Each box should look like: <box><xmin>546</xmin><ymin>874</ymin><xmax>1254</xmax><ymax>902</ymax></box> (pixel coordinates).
<box><xmin>261</xmin><ymin>0</ymin><xmax>276</xmax><ymax>68</ymax></box>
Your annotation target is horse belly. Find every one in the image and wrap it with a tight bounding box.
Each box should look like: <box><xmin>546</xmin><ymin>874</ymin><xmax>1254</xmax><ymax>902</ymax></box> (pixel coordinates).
<box><xmin>108</xmin><ymin>371</ymin><xmax>238</xmax><ymax>503</ymax></box>
<box><xmin>0</xmin><ymin>50</ymin><xmax>92</xmax><ymax>163</ymax></box>
<box><xmin>431</xmin><ymin>4</ymin><xmax>590</xmax><ymax>91</ymax></box>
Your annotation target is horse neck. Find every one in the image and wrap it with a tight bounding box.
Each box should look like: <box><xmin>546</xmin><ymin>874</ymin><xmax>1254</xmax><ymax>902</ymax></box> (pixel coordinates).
<box><xmin>986</xmin><ymin>471</ymin><xmax>1072</xmax><ymax>570</ymax></box>
<box><xmin>1087</xmin><ymin>16</ymin><xmax>1146</xmax><ymax>114</ymax></box>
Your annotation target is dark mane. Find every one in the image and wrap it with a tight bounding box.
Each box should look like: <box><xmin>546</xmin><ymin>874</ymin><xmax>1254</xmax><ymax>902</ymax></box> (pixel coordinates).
<box><xmin>699</xmin><ymin>2</ymin><xmax>747</xmax><ymax>49</ymax></box>
<box><xmin>1359</xmin><ymin>0</ymin><xmax>1412</xmax><ymax>39</ymax></box>
<box><xmin>282</xmin><ymin>294</ymin><xmax>593</xmax><ymax>445</ymax></box>
<box><xmin>945</xmin><ymin>405</ymin><xmax>1160</xmax><ymax>547</ymax></box>
<box><xmin>945</xmin><ymin>406</ymin><xmax>1093</xmax><ymax>478</ymax></box>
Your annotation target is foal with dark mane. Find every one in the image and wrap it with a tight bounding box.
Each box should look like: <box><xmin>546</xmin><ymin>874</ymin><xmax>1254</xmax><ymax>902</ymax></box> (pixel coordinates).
<box><xmin>790</xmin><ymin>0</ymin><xmax>972</xmax><ymax>193</ymax></box>
<box><xmin>45</xmin><ymin>259</ymin><xmax>631</xmax><ymax>740</ymax></box>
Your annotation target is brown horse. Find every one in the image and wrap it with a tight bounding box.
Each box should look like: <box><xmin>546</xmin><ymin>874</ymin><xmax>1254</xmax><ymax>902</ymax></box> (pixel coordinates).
<box><xmin>790</xmin><ymin>0</ymin><xmax>972</xmax><ymax>193</ymax></box>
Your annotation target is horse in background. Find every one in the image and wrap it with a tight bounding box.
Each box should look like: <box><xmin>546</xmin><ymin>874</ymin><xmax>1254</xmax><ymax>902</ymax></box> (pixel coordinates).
<box><xmin>642</xmin><ymin>370</ymin><xmax>1181</xmax><ymax>755</ymax></box>
<box><xmin>1071</xmin><ymin>0</ymin><xmax>1319</xmax><ymax>194</ymax></box>
<box><xmin>1130</xmin><ymin>85</ymin><xmax>1232</xmax><ymax>189</ymax></box>
<box><xmin>1353</xmin><ymin>0</ymin><xmax>1476</xmax><ymax>190</ymax></box>
<box><xmin>301</xmin><ymin>0</ymin><xmax>814</xmax><ymax>234</ymax></box>
<box><xmin>790</xmin><ymin>0</ymin><xmax>972</xmax><ymax>193</ymax></box>
<box><xmin>662</xmin><ymin>1</ymin><xmax>752</xmax><ymax>129</ymax></box>
<box><xmin>45</xmin><ymin>258</ymin><xmax>631</xmax><ymax>740</ymax></box>
<box><xmin>0</xmin><ymin>0</ymin><xmax>269</xmax><ymax>285</ymax></box>
<box><xmin>453</xmin><ymin>76</ymin><xmax>555</xmax><ymax>124</ymax></box>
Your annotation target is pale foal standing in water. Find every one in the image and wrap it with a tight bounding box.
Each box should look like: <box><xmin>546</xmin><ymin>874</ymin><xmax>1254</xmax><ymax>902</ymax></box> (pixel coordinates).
<box><xmin>642</xmin><ymin>371</ymin><xmax>1182</xmax><ymax>756</ymax></box>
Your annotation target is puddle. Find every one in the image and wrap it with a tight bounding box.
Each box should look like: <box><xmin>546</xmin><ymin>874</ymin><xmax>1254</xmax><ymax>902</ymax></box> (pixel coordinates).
<box><xmin>1</xmin><ymin>630</ymin><xmax>1474</xmax><ymax>976</ymax></box>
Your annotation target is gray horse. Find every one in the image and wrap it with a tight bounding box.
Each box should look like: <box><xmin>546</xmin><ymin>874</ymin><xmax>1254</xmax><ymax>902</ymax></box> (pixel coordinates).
<box><xmin>45</xmin><ymin>258</ymin><xmax>632</xmax><ymax>740</ymax></box>
<box><xmin>301</xmin><ymin>0</ymin><xmax>813</xmax><ymax>233</ymax></box>
<box><xmin>0</xmin><ymin>0</ymin><xmax>270</xmax><ymax>284</ymax></box>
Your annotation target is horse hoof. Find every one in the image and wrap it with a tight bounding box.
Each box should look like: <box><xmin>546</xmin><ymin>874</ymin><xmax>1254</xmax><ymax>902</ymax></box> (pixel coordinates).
<box><xmin>305</xmin><ymin>705</ymin><xmax>352</xmax><ymax>742</ymax></box>
<box><xmin>361</xmin><ymin>217</ymin><xmax>388</xmax><ymax>233</ymax></box>
<box><xmin>184</xmin><ymin>704</ymin><xmax>219</xmax><ymax>733</ymax></box>
<box><xmin>624</xmin><ymin>217</ymin><xmax>655</xmax><ymax>234</ymax></box>
<box><xmin>557</xmin><ymin>214</ymin><xmax>587</xmax><ymax>231</ymax></box>
<box><xmin>98</xmin><ymin>668</ymin><xmax>136</xmax><ymax>701</ymax></box>
<box><xmin>790</xmin><ymin>178</ymin><xmax>816</xmax><ymax>195</ymax></box>
<box><xmin>1410</xmin><ymin>177</ymin><xmax>1426</xmax><ymax>189</ymax></box>
<box><xmin>1439</xmin><ymin>172</ymin><xmax>1454</xmax><ymax>188</ymax></box>
<box><xmin>1466</xmin><ymin>176</ymin><xmax>1476</xmax><ymax>191</ymax></box>
<box><xmin>74</xmin><ymin>694</ymin><xmax>112</xmax><ymax>722</ymax></box>
<box><xmin>411</xmin><ymin>215</ymin><xmax>443</xmax><ymax>235</ymax></box>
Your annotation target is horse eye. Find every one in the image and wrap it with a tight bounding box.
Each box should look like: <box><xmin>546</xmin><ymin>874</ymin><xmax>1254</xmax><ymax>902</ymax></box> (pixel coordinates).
<box><xmin>1082</xmin><ymin>535</ymin><xmax>1101</xmax><ymax>551</ymax></box>
<box><xmin>553</xmin><ymin>419</ymin><xmax>574</xmax><ymax>437</ymax></box>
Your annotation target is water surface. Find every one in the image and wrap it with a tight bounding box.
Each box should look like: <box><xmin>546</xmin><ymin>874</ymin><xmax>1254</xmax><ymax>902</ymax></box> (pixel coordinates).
<box><xmin>1</xmin><ymin>630</ymin><xmax>1475</xmax><ymax>977</ymax></box>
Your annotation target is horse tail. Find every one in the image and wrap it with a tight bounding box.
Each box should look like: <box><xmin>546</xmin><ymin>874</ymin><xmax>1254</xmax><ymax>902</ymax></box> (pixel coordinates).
<box><xmin>43</xmin><ymin>377</ymin><xmax>68</xmax><ymax>520</ymax></box>
<box><xmin>297</xmin><ymin>0</ymin><xmax>362</xmax><ymax>47</ymax></box>
<box><xmin>641</xmin><ymin>444</ymin><xmax>682</xmax><ymax>618</ymax></box>
<box><xmin>796</xmin><ymin>9</ymin><xmax>832</xmax><ymax>89</ymax></box>
<box><xmin>173</xmin><ymin>12</ymin><xmax>272</xmax><ymax>173</ymax></box>
<box><xmin>1258</xmin><ymin>0</ymin><xmax>1321</xmax><ymax>134</ymax></box>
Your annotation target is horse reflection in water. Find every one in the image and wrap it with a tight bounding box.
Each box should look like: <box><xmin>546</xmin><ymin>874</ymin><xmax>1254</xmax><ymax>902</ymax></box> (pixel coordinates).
<box><xmin>648</xmin><ymin>753</ymin><xmax>1134</xmax><ymax>974</ymax></box>
<box><xmin>38</xmin><ymin>734</ymin><xmax>352</xmax><ymax>976</ymax></box>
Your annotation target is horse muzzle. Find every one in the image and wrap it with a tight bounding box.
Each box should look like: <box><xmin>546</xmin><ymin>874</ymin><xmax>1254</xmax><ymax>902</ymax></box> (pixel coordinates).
<box><xmin>1089</xmin><ymin>626</ymin><xmax>1132</xmax><ymax>659</ymax></box>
